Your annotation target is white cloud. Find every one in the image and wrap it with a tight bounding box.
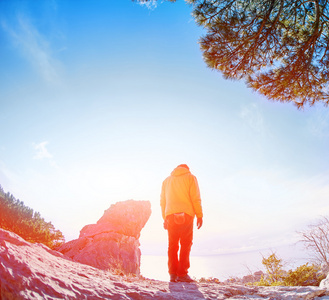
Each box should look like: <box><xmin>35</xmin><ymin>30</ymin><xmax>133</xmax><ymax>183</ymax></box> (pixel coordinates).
<box><xmin>33</xmin><ymin>141</ymin><xmax>53</xmax><ymax>160</ymax></box>
<box><xmin>1</xmin><ymin>14</ymin><xmax>61</xmax><ymax>84</ymax></box>
<box><xmin>33</xmin><ymin>141</ymin><xmax>60</xmax><ymax>169</ymax></box>
<box><xmin>136</xmin><ymin>0</ymin><xmax>158</xmax><ymax>9</ymax></box>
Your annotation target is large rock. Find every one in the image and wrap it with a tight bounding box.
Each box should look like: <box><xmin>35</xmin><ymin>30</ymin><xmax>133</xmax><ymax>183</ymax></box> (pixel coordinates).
<box><xmin>2</xmin><ymin>228</ymin><xmax>329</xmax><ymax>299</ymax></box>
<box><xmin>79</xmin><ymin>200</ymin><xmax>151</xmax><ymax>239</ymax></box>
<box><xmin>58</xmin><ymin>200</ymin><xmax>151</xmax><ymax>275</ymax></box>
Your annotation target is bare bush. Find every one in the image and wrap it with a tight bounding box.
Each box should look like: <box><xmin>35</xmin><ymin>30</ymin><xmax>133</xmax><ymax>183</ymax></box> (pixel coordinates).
<box><xmin>299</xmin><ymin>216</ymin><xmax>329</xmax><ymax>267</ymax></box>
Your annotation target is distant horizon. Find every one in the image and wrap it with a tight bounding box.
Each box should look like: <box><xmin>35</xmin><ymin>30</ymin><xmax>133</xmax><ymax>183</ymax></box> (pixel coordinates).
<box><xmin>0</xmin><ymin>182</ymin><xmax>321</xmax><ymax>261</ymax></box>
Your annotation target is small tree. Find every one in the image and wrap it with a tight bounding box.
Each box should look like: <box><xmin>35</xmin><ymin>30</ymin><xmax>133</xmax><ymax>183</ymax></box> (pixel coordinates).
<box><xmin>299</xmin><ymin>216</ymin><xmax>329</xmax><ymax>267</ymax></box>
<box><xmin>256</xmin><ymin>252</ymin><xmax>285</xmax><ymax>286</ymax></box>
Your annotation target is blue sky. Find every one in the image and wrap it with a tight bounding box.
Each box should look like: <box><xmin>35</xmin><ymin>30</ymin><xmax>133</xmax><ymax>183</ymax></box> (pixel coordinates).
<box><xmin>1</xmin><ymin>0</ymin><xmax>329</xmax><ymax>267</ymax></box>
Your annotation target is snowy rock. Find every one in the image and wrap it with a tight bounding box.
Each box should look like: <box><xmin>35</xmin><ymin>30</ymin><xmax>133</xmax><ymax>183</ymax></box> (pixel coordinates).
<box><xmin>58</xmin><ymin>200</ymin><xmax>151</xmax><ymax>275</ymax></box>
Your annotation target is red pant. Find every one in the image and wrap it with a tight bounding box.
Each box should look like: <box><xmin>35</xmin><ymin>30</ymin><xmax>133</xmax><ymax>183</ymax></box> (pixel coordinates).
<box><xmin>167</xmin><ymin>213</ymin><xmax>194</xmax><ymax>276</ymax></box>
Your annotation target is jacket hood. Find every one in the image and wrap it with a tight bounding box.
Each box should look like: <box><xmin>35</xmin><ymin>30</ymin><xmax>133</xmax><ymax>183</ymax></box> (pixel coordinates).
<box><xmin>171</xmin><ymin>165</ymin><xmax>190</xmax><ymax>177</ymax></box>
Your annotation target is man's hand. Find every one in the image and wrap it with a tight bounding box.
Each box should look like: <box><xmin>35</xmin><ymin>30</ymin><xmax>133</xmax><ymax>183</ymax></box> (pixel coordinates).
<box><xmin>163</xmin><ymin>219</ymin><xmax>168</xmax><ymax>230</ymax></box>
<box><xmin>197</xmin><ymin>217</ymin><xmax>203</xmax><ymax>229</ymax></box>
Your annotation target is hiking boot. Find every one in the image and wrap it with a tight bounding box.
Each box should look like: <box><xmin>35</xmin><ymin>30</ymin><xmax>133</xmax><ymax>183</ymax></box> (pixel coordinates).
<box><xmin>176</xmin><ymin>274</ymin><xmax>194</xmax><ymax>282</ymax></box>
<box><xmin>170</xmin><ymin>274</ymin><xmax>177</xmax><ymax>282</ymax></box>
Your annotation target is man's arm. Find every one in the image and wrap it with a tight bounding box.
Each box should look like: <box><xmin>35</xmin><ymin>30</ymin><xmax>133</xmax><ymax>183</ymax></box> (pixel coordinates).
<box><xmin>190</xmin><ymin>175</ymin><xmax>203</xmax><ymax>219</ymax></box>
<box><xmin>160</xmin><ymin>180</ymin><xmax>167</xmax><ymax>228</ymax></box>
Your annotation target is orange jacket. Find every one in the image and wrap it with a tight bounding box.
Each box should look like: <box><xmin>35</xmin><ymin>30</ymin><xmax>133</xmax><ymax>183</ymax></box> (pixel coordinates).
<box><xmin>160</xmin><ymin>165</ymin><xmax>203</xmax><ymax>220</ymax></box>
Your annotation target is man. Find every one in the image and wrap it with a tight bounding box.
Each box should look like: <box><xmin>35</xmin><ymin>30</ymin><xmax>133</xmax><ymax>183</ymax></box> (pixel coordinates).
<box><xmin>160</xmin><ymin>164</ymin><xmax>203</xmax><ymax>283</ymax></box>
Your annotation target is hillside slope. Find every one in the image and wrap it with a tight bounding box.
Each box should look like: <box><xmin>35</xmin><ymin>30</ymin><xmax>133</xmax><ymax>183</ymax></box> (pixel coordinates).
<box><xmin>1</xmin><ymin>228</ymin><xmax>329</xmax><ymax>300</ymax></box>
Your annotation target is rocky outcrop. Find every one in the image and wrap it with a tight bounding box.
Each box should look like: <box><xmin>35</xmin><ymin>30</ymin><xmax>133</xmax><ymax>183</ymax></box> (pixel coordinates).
<box><xmin>58</xmin><ymin>200</ymin><xmax>151</xmax><ymax>275</ymax></box>
<box><xmin>226</xmin><ymin>270</ymin><xmax>265</xmax><ymax>285</ymax></box>
<box><xmin>2</xmin><ymin>228</ymin><xmax>329</xmax><ymax>300</ymax></box>
<box><xmin>320</xmin><ymin>271</ymin><xmax>329</xmax><ymax>290</ymax></box>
